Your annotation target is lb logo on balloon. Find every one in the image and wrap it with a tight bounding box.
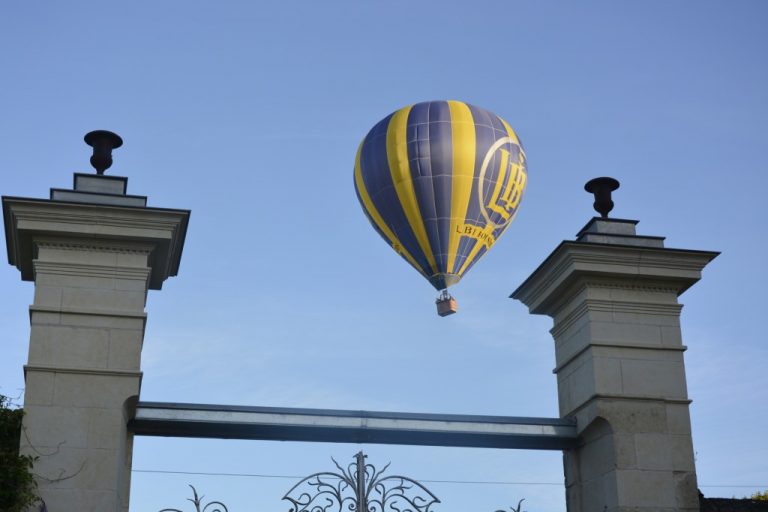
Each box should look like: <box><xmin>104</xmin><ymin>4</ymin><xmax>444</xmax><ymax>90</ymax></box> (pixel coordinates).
<box><xmin>478</xmin><ymin>137</ymin><xmax>527</xmax><ymax>229</ymax></box>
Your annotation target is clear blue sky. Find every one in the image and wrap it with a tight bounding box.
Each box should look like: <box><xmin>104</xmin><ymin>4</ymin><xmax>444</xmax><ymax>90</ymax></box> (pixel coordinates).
<box><xmin>1</xmin><ymin>1</ymin><xmax>766</xmax><ymax>510</ymax></box>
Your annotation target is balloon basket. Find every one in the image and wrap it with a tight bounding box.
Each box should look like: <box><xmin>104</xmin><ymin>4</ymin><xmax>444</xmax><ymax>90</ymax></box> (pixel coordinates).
<box><xmin>436</xmin><ymin>290</ymin><xmax>457</xmax><ymax>317</ymax></box>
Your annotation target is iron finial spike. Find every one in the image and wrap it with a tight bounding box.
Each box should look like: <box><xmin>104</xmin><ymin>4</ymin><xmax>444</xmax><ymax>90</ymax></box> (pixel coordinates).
<box><xmin>356</xmin><ymin>451</ymin><xmax>368</xmax><ymax>512</ymax></box>
<box><xmin>584</xmin><ymin>177</ymin><xmax>620</xmax><ymax>218</ymax></box>
<box><xmin>84</xmin><ymin>130</ymin><xmax>123</xmax><ymax>175</ymax></box>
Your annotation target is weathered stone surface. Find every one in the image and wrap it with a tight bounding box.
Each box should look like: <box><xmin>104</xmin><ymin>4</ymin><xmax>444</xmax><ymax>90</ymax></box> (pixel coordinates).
<box><xmin>28</xmin><ymin>325</ymin><xmax>111</xmax><ymax>368</ymax></box>
<box><xmin>22</xmin><ymin>370</ymin><xmax>55</xmax><ymax>406</ymax></box>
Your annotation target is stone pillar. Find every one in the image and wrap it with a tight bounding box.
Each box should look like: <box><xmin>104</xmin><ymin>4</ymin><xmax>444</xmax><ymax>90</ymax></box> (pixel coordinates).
<box><xmin>512</xmin><ymin>217</ymin><xmax>717</xmax><ymax>512</ymax></box>
<box><xmin>3</xmin><ymin>172</ymin><xmax>189</xmax><ymax>511</ymax></box>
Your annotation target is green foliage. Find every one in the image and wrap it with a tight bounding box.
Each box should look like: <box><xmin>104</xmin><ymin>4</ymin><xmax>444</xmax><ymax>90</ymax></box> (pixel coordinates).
<box><xmin>0</xmin><ymin>394</ymin><xmax>39</xmax><ymax>512</ymax></box>
<box><xmin>751</xmin><ymin>490</ymin><xmax>768</xmax><ymax>501</ymax></box>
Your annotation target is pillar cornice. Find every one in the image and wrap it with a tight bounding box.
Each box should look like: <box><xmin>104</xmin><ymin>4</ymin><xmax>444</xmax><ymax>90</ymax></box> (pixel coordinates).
<box><xmin>511</xmin><ymin>241</ymin><xmax>719</xmax><ymax>317</ymax></box>
<box><xmin>2</xmin><ymin>196</ymin><xmax>190</xmax><ymax>289</ymax></box>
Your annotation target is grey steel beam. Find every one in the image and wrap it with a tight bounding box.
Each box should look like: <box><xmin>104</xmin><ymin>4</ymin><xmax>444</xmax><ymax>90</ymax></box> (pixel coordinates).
<box><xmin>130</xmin><ymin>402</ymin><xmax>577</xmax><ymax>451</ymax></box>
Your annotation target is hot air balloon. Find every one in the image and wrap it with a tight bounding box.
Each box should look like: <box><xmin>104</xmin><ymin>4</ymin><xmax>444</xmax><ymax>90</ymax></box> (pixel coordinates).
<box><xmin>353</xmin><ymin>100</ymin><xmax>528</xmax><ymax>316</ymax></box>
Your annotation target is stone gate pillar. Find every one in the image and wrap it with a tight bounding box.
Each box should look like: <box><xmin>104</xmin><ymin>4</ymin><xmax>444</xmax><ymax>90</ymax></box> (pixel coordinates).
<box><xmin>2</xmin><ymin>132</ymin><xmax>189</xmax><ymax>511</ymax></box>
<box><xmin>512</xmin><ymin>201</ymin><xmax>717</xmax><ymax>511</ymax></box>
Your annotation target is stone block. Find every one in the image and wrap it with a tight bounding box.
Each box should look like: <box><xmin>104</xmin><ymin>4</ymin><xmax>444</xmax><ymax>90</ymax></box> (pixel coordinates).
<box><xmin>578</xmin><ymin>430</ymin><xmax>614</xmax><ymax>479</ymax></box>
<box><xmin>613</xmin><ymin>433</ymin><xmax>637</xmax><ymax>469</ymax></box>
<box><xmin>584</xmin><ymin>308</ymin><xmax>615</xmax><ymax>324</ymax></box>
<box><xmin>590</xmin><ymin>320</ymin><xmax>663</xmax><ymax>346</ymax></box>
<box><xmin>611</xmin><ymin>310</ymin><xmax>681</xmax><ymax>327</ymax></box>
<box><xmin>28</xmin><ymin>325</ymin><xmax>110</xmax><ymax>368</ymax></box>
<box><xmin>670</xmin><ymin>434</ymin><xmax>696</xmax><ymax>472</ymax></box>
<box><xmin>73</xmin><ymin>174</ymin><xmax>127</xmax><ymax>195</ymax></box>
<box><xmin>22</xmin><ymin>370</ymin><xmax>55</xmax><ymax>405</ymax></box>
<box><xmin>108</xmin><ymin>329</ymin><xmax>144</xmax><ymax>370</ymax></box>
<box><xmin>35</xmin><ymin>446</ymin><xmax>119</xmax><ymax>492</ymax></box>
<box><xmin>567</xmin><ymin>359</ymin><xmax>598</xmax><ymax>412</ymax></box>
<box><xmin>674</xmin><ymin>470</ymin><xmax>700</xmax><ymax>509</ymax></box>
<box><xmin>30</xmin><ymin>310</ymin><xmax>61</xmax><ymax>325</ymax></box>
<box><xmin>33</xmin><ymin>285</ymin><xmax>63</xmax><ymax>307</ymax></box>
<box><xmin>59</xmin><ymin>311</ymin><xmax>145</xmax><ymax>330</ymax></box>
<box><xmin>580</xmin><ymin>472</ymin><xmax>618</xmax><ymax>512</ymax></box>
<box><xmin>552</xmin><ymin>287</ymin><xmax>590</xmax><ymax>324</ymax></box>
<box><xmin>21</xmin><ymin>404</ymin><xmax>90</xmax><ymax>449</ymax></box>
<box><xmin>666</xmin><ymin>404</ymin><xmax>693</xmax><ymax>435</ymax></box>
<box><xmin>620</xmin><ymin>359</ymin><xmax>687</xmax><ymax>399</ymax></box>
<box><xmin>634</xmin><ymin>433</ymin><xmax>672</xmax><ymax>470</ymax></box>
<box><xmin>602</xmin><ymin>286</ymin><xmax>679</xmax><ymax>304</ymax></box>
<box><xmin>61</xmin><ymin>287</ymin><xmax>146</xmax><ymax>311</ymax></box>
<box><xmin>557</xmin><ymin>373</ymin><xmax>578</xmax><ymax>417</ymax></box>
<box><xmin>616</xmin><ymin>469</ymin><xmax>676</xmax><ymax>508</ymax></box>
<box><xmin>592</xmin><ymin>356</ymin><xmax>623</xmax><ymax>394</ymax></box>
<box><xmin>89</xmin><ymin>408</ymin><xmax>125</xmax><ymax>450</ymax></box>
<box><xmin>661</xmin><ymin>325</ymin><xmax>683</xmax><ymax>346</ymax></box>
<box><xmin>563</xmin><ymin>450</ymin><xmax>579</xmax><ymax>483</ymax></box>
<box><xmin>596</xmin><ymin>400</ymin><xmax>668</xmax><ymax>434</ymax></box>
<box><xmin>554</xmin><ymin>329</ymin><xmax>592</xmax><ymax>369</ymax></box>
<box><xmin>52</xmin><ymin>373</ymin><xmax>140</xmax><ymax>408</ymax></box>
<box><xmin>596</xmin><ymin>344</ymin><xmax>682</xmax><ymax>362</ymax></box>
<box><xmin>36</xmin><ymin>271</ymin><xmax>117</xmax><ymax>290</ymax></box>
<box><xmin>114</xmin><ymin>275</ymin><xmax>151</xmax><ymax>292</ymax></box>
<box><xmin>553</xmin><ymin>311</ymin><xmax>589</xmax><ymax>347</ymax></box>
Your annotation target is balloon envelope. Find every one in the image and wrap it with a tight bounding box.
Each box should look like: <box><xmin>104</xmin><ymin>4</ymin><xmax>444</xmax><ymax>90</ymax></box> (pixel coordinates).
<box><xmin>354</xmin><ymin>100</ymin><xmax>527</xmax><ymax>290</ymax></box>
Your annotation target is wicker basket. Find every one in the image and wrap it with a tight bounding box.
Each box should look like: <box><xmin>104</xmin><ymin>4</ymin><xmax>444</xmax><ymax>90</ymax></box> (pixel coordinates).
<box><xmin>436</xmin><ymin>297</ymin><xmax>458</xmax><ymax>317</ymax></box>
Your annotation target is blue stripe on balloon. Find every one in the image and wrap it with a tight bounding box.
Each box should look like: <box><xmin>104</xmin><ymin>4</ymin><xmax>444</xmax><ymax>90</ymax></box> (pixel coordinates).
<box><xmin>354</xmin><ymin>180</ymin><xmax>390</xmax><ymax>254</ymax></box>
<box><xmin>427</xmin><ymin>101</ymin><xmax>454</xmax><ymax>273</ymax></box>
<box><xmin>460</xmin><ymin>244</ymin><xmax>488</xmax><ymax>277</ymax></box>
<box><xmin>360</xmin><ymin>113</ymin><xmax>433</xmax><ymax>276</ymax></box>
<box><xmin>406</xmin><ymin>101</ymin><xmax>451</xmax><ymax>273</ymax></box>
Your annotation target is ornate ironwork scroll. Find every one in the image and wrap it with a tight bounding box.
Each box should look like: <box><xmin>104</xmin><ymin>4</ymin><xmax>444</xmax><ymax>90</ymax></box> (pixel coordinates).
<box><xmin>283</xmin><ymin>451</ymin><xmax>440</xmax><ymax>512</ymax></box>
<box><xmin>495</xmin><ymin>499</ymin><xmax>526</xmax><ymax>512</ymax></box>
<box><xmin>158</xmin><ymin>484</ymin><xmax>229</xmax><ymax>512</ymax></box>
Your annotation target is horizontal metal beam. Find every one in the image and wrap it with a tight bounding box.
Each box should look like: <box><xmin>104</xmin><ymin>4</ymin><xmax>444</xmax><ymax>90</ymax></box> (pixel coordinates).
<box><xmin>130</xmin><ymin>402</ymin><xmax>577</xmax><ymax>451</ymax></box>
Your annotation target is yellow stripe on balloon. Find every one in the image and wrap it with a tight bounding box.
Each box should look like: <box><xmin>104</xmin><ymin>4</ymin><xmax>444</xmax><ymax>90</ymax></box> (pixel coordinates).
<box><xmin>446</xmin><ymin>100</ymin><xmax>476</xmax><ymax>275</ymax></box>
<box><xmin>499</xmin><ymin>115</ymin><xmax>527</xmax><ymax>225</ymax></box>
<box><xmin>354</xmin><ymin>143</ymin><xmax>425</xmax><ymax>277</ymax></box>
<box><xmin>487</xmin><ymin>148</ymin><xmax>512</xmax><ymax>220</ymax></box>
<box><xmin>386</xmin><ymin>106</ymin><xmax>438</xmax><ymax>275</ymax></box>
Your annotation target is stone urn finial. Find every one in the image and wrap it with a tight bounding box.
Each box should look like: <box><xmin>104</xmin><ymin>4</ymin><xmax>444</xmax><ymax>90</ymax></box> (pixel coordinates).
<box><xmin>84</xmin><ymin>130</ymin><xmax>123</xmax><ymax>175</ymax></box>
<box><xmin>584</xmin><ymin>177</ymin><xmax>620</xmax><ymax>218</ymax></box>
